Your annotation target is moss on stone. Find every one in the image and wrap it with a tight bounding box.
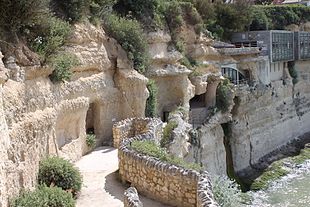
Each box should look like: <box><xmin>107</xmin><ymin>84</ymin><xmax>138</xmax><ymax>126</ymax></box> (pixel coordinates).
<box><xmin>291</xmin><ymin>148</ymin><xmax>310</xmax><ymax>165</ymax></box>
<box><xmin>251</xmin><ymin>147</ymin><xmax>310</xmax><ymax>191</ymax></box>
<box><xmin>250</xmin><ymin>160</ymin><xmax>289</xmax><ymax>191</ymax></box>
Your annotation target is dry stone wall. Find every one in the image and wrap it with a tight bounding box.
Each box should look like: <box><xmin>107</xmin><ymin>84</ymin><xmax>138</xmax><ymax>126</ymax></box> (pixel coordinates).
<box><xmin>115</xmin><ymin>118</ymin><xmax>218</xmax><ymax>207</ymax></box>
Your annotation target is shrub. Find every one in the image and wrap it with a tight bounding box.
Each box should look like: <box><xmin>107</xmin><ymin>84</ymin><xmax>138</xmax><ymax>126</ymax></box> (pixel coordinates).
<box><xmin>212</xmin><ymin>1</ymin><xmax>251</xmax><ymax>40</ymax></box>
<box><xmin>86</xmin><ymin>133</ymin><xmax>96</xmax><ymax>148</ymax></box>
<box><xmin>212</xmin><ymin>176</ymin><xmax>243</xmax><ymax>207</ymax></box>
<box><xmin>0</xmin><ymin>0</ymin><xmax>49</xmax><ymax>41</ymax></box>
<box><xmin>145</xmin><ymin>80</ymin><xmax>158</xmax><ymax>118</ymax></box>
<box><xmin>89</xmin><ymin>0</ymin><xmax>117</xmax><ymax>22</ymax></box>
<box><xmin>131</xmin><ymin>140</ymin><xmax>202</xmax><ymax>171</ymax></box>
<box><xmin>52</xmin><ymin>0</ymin><xmax>117</xmax><ymax>24</ymax></box>
<box><xmin>49</xmin><ymin>53</ymin><xmax>79</xmax><ymax>82</ymax></box>
<box><xmin>38</xmin><ymin>156</ymin><xmax>82</xmax><ymax>196</ymax></box>
<box><xmin>249</xmin><ymin>7</ymin><xmax>270</xmax><ymax>30</ymax></box>
<box><xmin>249</xmin><ymin>5</ymin><xmax>310</xmax><ymax>30</ymax></box>
<box><xmin>104</xmin><ymin>14</ymin><xmax>148</xmax><ymax>73</ymax></box>
<box><xmin>161</xmin><ymin>121</ymin><xmax>178</xmax><ymax>147</ymax></box>
<box><xmin>10</xmin><ymin>185</ymin><xmax>75</xmax><ymax>207</ymax></box>
<box><xmin>216</xmin><ymin>79</ymin><xmax>234</xmax><ymax>112</ymax></box>
<box><xmin>51</xmin><ymin>0</ymin><xmax>90</xmax><ymax>23</ymax></box>
<box><xmin>31</xmin><ymin>16</ymin><xmax>71</xmax><ymax>62</ymax></box>
<box><xmin>114</xmin><ymin>0</ymin><xmax>160</xmax><ymax>18</ymax></box>
<box><xmin>288</xmin><ymin>61</ymin><xmax>298</xmax><ymax>85</ymax></box>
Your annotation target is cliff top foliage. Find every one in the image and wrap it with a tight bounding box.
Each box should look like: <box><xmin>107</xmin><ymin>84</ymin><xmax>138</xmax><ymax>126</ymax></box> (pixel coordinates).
<box><xmin>1</xmin><ymin>0</ymin><xmax>310</xmax><ymax>73</ymax></box>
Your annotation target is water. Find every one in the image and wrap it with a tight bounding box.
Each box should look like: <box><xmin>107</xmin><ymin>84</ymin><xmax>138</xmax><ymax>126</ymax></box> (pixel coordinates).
<box><xmin>249</xmin><ymin>160</ymin><xmax>310</xmax><ymax>207</ymax></box>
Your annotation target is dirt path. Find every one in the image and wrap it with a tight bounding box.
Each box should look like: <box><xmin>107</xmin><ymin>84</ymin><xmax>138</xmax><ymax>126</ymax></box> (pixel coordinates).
<box><xmin>75</xmin><ymin>146</ymin><xmax>170</xmax><ymax>207</ymax></box>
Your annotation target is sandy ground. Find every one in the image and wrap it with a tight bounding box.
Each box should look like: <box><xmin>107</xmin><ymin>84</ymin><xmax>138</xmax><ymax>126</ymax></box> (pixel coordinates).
<box><xmin>75</xmin><ymin>146</ymin><xmax>170</xmax><ymax>207</ymax></box>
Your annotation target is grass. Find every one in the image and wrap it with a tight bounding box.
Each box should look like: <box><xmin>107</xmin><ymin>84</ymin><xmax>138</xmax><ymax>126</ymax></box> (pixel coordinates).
<box><xmin>251</xmin><ymin>147</ymin><xmax>310</xmax><ymax>191</ymax></box>
<box><xmin>251</xmin><ymin>160</ymin><xmax>289</xmax><ymax>191</ymax></box>
<box><xmin>131</xmin><ymin>140</ymin><xmax>202</xmax><ymax>171</ymax></box>
<box><xmin>291</xmin><ymin>147</ymin><xmax>310</xmax><ymax>165</ymax></box>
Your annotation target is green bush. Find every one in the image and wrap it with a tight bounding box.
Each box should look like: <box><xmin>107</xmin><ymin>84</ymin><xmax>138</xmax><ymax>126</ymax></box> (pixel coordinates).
<box><xmin>86</xmin><ymin>133</ymin><xmax>96</xmax><ymax>148</ymax></box>
<box><xmin>52</xmin><ymin>0</ymin><xmax>90</xmax><ymax>23</ymax></box>
<box><xmin>212</xmin><ymin>176</ymin><xmax>243</xmax><ymax>207</ymax></box>
<box><xmin>52</xmin><ymin>0</ymin><xmax>117</xmax><ymax>24</ymax></box>
<box><xmin>11</xmin><ymin>185</ymin><xmax>75</xmax><ymax>207</ymax></box>
<box><xmin>216</xmin><ymin>79</ymin><xmax>234</xmax><ymax>112</ymax></box>
<box><xmin>104</xmin><ymin>14</ymin><xmax>148</xmax><ymax>73</ymax></box>
<box><xmin>49</xmin><ymin>53</ymin><xmax>79</xmax><ymax>82</ymax></box>
<box><xmin>161</xmin><ymin>121</ymin><xmax>178</xmax><ymax>147</ymax></box>
<box><xmin>249</xmin><ymin>5</ymin><xmax>310</xmax><ymax>30</ymax></box>
<box><xmin>249</xmin><ymin>7</ymin><xmax>270</xmax><ymax>30</ymax></box>
<box><xmin>0</xmin><ymin>0</ymin><xmax>49</xmax><ymax>40</ymax></box>
<box><xmin>145</xmin><ymin>80</ymin><xmax>158</xmax><ymax>118</ymax></box>
<box><xmin>31</xmin><ymin>16</ymin><xmax>71</xmax><ymax>62</ymax></box>
<box><xmin>212</xmin><ymin>1</ymin><xmax>251</xmax><ymax>40</ymax></box>
<box><xmin>38</xmin><ymin>156</ymin><xmax>82</xmax><ymax>196</ymax></box>
<box><xmin>114</xmin><ymin>0</ymin><xmax>161</xmax><ymax>19</ymax></box>
<box><xmin>131</xmin><ymin>140</ymin><xmax>202</xmax><ymax>171</ymax></box>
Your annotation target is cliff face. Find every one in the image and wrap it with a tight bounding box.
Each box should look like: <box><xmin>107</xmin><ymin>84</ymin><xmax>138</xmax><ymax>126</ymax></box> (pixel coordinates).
<box><xmin>0</xmin><ymin>23</ymin><xmax>148</xmax><ymax>206</ymax></box>
<box><xmin>230</xmin><ymin>61</ymin><xmax>310</xmax><ymax>174</ymax></box>
<box><xmin>146</xmin><ymin>31</ymin><xmax>195</xmax><ymax>119</ymax></box>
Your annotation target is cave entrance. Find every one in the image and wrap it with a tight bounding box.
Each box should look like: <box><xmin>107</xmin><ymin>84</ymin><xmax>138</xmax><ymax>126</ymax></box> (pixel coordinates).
<box><xmin>189</xmin><ymin>93</ymin><xmax>208</xmax><ymax>127</ymax></box>
<box><xmin>190</xmin><ymin>93</ymin><xmax>206</xmax><ymax>109</ymax></box>
<box><xmin>86</xmin><ymin>103</ymin><xmax>98</xmax><ymax>146</ymax></box>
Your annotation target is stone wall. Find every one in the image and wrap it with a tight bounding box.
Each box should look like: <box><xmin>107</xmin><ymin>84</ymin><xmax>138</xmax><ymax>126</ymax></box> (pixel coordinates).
<box><xmin>115</xmin><ymin>118</ymin><xmax>218</xmax><ymax>207</ymax></box>
<box><xmin>124</xmin><ymin>187</ymin><xmax>143</xmax><ymax>207</ymax></box>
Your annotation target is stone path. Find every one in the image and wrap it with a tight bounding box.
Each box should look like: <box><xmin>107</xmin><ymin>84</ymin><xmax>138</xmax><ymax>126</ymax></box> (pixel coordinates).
<box><xmin>75</xmin><ymin>146</ymin><xmax>170</xmax><ymax>207</ymax></box>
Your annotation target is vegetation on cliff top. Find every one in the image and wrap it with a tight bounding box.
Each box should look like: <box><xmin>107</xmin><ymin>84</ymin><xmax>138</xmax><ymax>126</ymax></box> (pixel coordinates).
<box><xmin>1</xmin><ymin>0</ymin><xmax>310</xmax><ymax>73</ymax></box>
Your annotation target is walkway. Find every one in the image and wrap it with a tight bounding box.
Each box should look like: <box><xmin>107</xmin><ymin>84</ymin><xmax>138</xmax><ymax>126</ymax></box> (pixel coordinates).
<box><xmin>75</xmin><ymin>146</ymin><xmax>170</xmax><ymax>207</ymax></box>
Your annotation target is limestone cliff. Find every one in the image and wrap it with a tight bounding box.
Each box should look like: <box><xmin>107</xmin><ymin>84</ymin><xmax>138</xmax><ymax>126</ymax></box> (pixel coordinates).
<box><xmin>0</xmin><ymin>23</ymin><xmax>148</xmax><ymax>206</ymax></box>
<box><xmin>231</xmin><ymin>61</ymin><xmax>310</xmax><ymax>175</ymax></box>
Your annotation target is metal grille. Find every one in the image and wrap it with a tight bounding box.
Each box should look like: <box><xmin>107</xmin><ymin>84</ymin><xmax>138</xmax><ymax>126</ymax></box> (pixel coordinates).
<box><xmin>299</xmin><ymin>32</ymin><xmax>310</xmax><ymax>60</ymax></box>
<box><xmin>271</xmin><ymin>32</ymin><xmax>294</xmax><ymax>62</ymax></box>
